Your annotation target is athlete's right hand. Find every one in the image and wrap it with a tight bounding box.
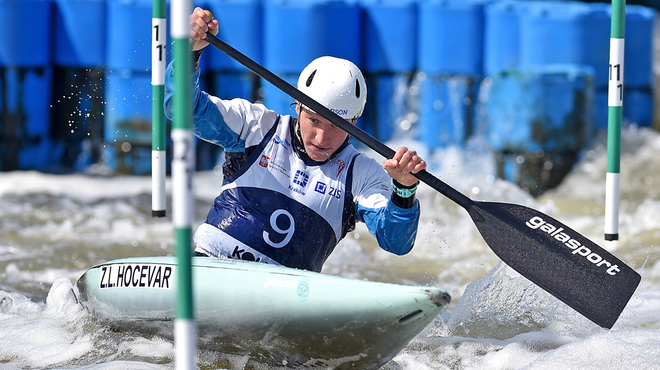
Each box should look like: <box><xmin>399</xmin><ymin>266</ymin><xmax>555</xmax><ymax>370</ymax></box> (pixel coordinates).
<box><xmin>190</xmin><ymin>7</ymin><xmax>219</xmax><ymax>51</ymax></box>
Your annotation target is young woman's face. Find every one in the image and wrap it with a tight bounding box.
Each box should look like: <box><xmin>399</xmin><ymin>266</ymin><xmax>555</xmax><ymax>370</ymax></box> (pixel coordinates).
<box><xmin>296</xmin><ymin>106</ymin><xmax>353</xmax><ymax>162</ymax></box>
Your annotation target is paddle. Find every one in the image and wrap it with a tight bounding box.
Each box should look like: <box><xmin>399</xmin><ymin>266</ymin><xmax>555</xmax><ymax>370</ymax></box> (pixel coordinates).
<box><xmin>201</xmin><ymin>33</ymin><xmax>640</xmax><ymax>329</ymax></box>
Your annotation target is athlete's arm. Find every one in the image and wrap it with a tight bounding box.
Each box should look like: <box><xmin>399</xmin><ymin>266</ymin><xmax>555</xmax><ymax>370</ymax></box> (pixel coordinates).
<box><xmin>352</xmin><ymin>155</ymin><xmax>421</xmax><ymax>255</ymax></box>
<box><xmin>164</xmin><ymin>58</ymin><xmax>279</xmax><ymax>152</ymax></box>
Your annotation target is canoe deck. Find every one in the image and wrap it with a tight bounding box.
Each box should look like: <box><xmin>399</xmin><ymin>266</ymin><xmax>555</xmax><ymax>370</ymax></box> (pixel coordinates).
<box><xmin>76</xmin><ymin>257</ymin><xmax>451</xmax><ymax>369</ymax></box>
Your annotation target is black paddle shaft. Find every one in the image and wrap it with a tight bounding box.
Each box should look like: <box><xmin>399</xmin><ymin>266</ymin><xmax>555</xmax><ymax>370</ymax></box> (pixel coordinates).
<box><xmin>202</xmin><ymin>34</ymin><xmax>641</xmax><ymax>328</ymax></box>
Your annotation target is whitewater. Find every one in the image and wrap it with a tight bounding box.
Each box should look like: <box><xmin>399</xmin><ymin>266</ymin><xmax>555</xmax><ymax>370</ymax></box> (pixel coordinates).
<box><xmin>0</xmin><ymin>126</ymin><xmax>658</xmax><ymax>369</ymax></box>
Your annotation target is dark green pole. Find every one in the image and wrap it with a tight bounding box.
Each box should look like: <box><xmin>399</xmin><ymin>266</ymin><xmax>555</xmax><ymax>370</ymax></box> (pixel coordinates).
<box><xmin>152</xmin><ymin>0</ymin><xmax>167</xmax><ymax>217</ymax></box>
<box><xmin>171</xmin><ymin>0</ymin><xmax>196</xmax><ymax>368</ymax></box>
<box><xmin>605</xmin><ymin>0</ymin><xmax>625</xmax><ymax>241</ymax></box>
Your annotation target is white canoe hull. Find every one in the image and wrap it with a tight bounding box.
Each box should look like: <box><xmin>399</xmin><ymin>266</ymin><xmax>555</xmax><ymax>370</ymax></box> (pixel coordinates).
<box><xmin>76</xmin><ymin>257</ymin><xmax>450</xmax><ymax>369</ymax></box>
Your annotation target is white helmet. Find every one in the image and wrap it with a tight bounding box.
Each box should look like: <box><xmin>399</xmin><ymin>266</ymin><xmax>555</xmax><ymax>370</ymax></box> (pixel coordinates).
<box><xmin>296</xmin><ymin>56</ymin><xmax>367</xmax><ymax>120</ymax></box>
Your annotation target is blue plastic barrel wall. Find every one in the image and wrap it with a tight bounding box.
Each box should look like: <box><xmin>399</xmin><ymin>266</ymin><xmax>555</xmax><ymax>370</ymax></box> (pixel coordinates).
<box><xmin>488</xmin><ymin>66</ymin><xmax>595</xmax><ymax>195</ymax></box>
<box><xmin>359</xmin><ymin>0</ymin><xmax>417</xmax><ymax>143</ymax></box>
<box><xmin>486</xmin><ymin>1</ymin><xmax>656</xmax><ymax>129</ymax></box>
<box><xmin>51</xmin><ymin>0</ymin><xmax>106</xmax><ymax>172</ymax></box>
<box><xmin>0</xmin><ymin>0</ymin><xmax>55</xmax><ymax>171</ymax></box>
<box><xmin>261</xmin><ymin>0</ymin><xmax>362</xmax><ymax>116</ymax></box>
<box><xmin>484</xmin><ymin>1</ymin><xmax>525</xmax><ymax>77</ymax></box>
<box><xmin>103</xmin><ymin>0</ymin><xmax>157</xmax><ymax>174</ymax></box>
<box><xmin>198</xmin><ymin>0</ymin><xmax>263</xmax><ymax>170</ymax></box>
<box><xmin>619</xmin><ymin>5</ymin><xmax>655</xmax><ymax>129</ymax></box>
<box><xmin>203</xmin><ymin>0</ymin><xmax>261</xmax><ymax>102</ymax></box>
<box><xmin>484</xmin><ymin>1</ymin><xmax>655</xmax><ymax>195</ymax></box>
<box><xmin>416</xmin><ymin>0</ymin><xmax>484</xmax><ymax>149</ymax></box>
<box><xmin>0</xmin><ymin>0</ymin><xmax>658</xmax><ymax>179</ymax></box>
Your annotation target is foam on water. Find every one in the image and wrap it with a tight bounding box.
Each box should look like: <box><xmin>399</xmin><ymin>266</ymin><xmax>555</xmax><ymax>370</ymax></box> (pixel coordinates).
<box><xmin>0</xmin><ymin>278</ymin><xmax>176</xmax><ymax>369</ymax></box>
<box><xmin>0</xmin><ymin>127</ymin><xmax>659</xmax><ymax>369</ymax></box>
<box><xmin>0</xmin><ymin>278</ymin><xmax>91</xmax><ymax>368</ymax></box>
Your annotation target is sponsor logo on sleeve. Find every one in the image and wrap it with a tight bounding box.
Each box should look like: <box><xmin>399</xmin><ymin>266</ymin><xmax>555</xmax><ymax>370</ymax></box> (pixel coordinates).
<box><xmin>99</xmin><ymin>264</ymin><xmax>174</xmax><ymax>289</ymax></box>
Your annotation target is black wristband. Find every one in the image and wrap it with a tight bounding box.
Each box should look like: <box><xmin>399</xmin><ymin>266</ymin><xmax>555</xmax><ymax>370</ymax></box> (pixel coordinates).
<box><xmin>391</xmin><ymin>180</ymin><xmax>418</xmax><ymax>209</ymax></box>
<box><xmin>192</xmin><ymin>49</ymin><xmax>204</xmax><ymax>71</ymax></box>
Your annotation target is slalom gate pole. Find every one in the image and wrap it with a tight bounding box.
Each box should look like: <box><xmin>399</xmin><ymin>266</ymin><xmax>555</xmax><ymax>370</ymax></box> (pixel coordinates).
<box><xmin>605</xmin><ymin>0</ymin><xmax>625</xmax><ymax>241</ymax></box>
<box><xmin>170</xmin><ymin>0</ymin><xmax>197</xmax><ymax>368</ymax></box>
<box><xmin>152</xmin><ymin>0</ymin><xmax>167</xmax><ymax>218</ymax></box>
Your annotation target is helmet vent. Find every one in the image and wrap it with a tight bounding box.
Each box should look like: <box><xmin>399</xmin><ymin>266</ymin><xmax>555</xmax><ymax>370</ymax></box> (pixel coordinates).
<box><xmin>306</xmin><ymin>70</ymin><xmax>317</xmax><ymax>87</ymax></box>
<box><xmin>355</xmin><ymin>79</ymin><xmax>361</xmax><ymax>98</ymax></box>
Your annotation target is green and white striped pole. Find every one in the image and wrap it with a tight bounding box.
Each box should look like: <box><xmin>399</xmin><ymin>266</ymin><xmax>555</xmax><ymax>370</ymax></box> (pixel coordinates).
<box><xmin>605</xmin><ymin>0</ymin><xmax>625</xmax><ymax>241</ymax></box>
<box><xmin>152</xmin><ymin>0</ymin><xmax>167</xmax><ymax>218</ymax></box>
<box><xmin>171</xmin><ymin>0</ymin><xmax>196</xmax><ymax>368</ymax></box>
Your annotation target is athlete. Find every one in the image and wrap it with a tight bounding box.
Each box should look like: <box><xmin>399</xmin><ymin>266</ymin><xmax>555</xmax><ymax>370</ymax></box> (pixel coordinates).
<box><xmin>164</xmin><ymin>7</ymin><xmax>427</xmax><ymax>272</ymax></box>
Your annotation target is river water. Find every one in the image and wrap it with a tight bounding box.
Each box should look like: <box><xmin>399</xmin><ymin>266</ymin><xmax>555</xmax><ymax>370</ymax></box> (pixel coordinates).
<box><xmin>0</xmin><ymin>126</ymin><xmax>659</xmax><ymax>369</ymax></box>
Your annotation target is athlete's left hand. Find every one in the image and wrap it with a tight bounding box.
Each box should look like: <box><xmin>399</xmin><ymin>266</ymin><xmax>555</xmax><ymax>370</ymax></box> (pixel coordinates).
<box><xmin>383</xmin><ymin>147</ymin><xmax>426</xmax><ymax>187</ymax></box>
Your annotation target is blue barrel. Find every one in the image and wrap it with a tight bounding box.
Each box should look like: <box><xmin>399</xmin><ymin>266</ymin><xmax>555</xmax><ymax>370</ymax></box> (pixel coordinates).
<box><xmin>0</xmin><ymin>0</ymin><xmax>54</xmax><ymax>171</ymax></box>
<box><xmin>0</xmin><ymin>0</ymin><xmax>53</xmax><ymax>67</ymax></box>
<box><xmin>417</xmin><ymin>0</ymin><xmax>483</xmax><ymax>150</ymax></box>
<box><xmin>590</xmin><ymin>5</ymin><xmax>656</xmax><ymax>130</ymax></box>
<box><xmin>105</xmin><ymin>0</ymin><xmax>169</xmax><ymax>174</ymax></box>
<box><xmin>488</xmin><ymin>65</ymin><xmax>595</xmax><ymax>196</ymax></box>
<box><xmin>578</xmin><ymin>4</ymin><xmax>656</xmax><ymax>90</ymax></box>
<box><xmin>53</xmin><ymin>0</ymin><xmax>106</xmax><ymax>67</ymax></box>
<box><xmin>104</xmin><ymin>70</ymin><xmax>152</xmax><ymax>144</ymax></box>
<box><xmin>103</xmin><ymin>70</ymin><xmax>152</xmax><ymax>174</ymax></box>
<box><xmin>52</xmin><ymin>0</ymin><xmax>106</xmax><ymax>172</ymax></box>
<box><xmin>360</xmin><ymin>0</ymin><xmax>417</xmax><ymax>73</ymax></box>
<box><xmin>593</xmin><ymin>89</ymin><xmax>608</xmax><ymax>130</ymax></box>
<box><xmin>359</xmin><ymin>0</ymin><xmax>417</xmax><ymax>143</ymax></box>
<box><xmin>625</xmin><ymin>5</ymin><xmax>655</xmax><ymax>88</ymax></box>
<box><xmin>198</xmin><ymin>0</ymin><xmax>263</xmax><ymax>169</ymax></box>
<box><xmin>106</xmin><ymin>0</ymin><xmax>157</xmax><ymax>71</ymax></box>
<box><xmin>495</xmin><ymin>150</ymin><xmax>581</xmax><ymax>197</ymax></box>
<box><xmin>258</xmin><ymin>74</ymin><xmax>300</xmax><ymax>117</ymax></box>
<box><xmin>580</xmin><ymin>3</ymin><xmax>610</xmax><ymax>89</ymax></box>
<box><xmin>623</xmin><ymin>88</ymin><xmax>654</xmax><ymax>127</ymax></box>
<box><xmin>418</xmin><ymin>0</ymin><xmax>484</xmax><ymax>75</ymax></box>
<box><xmin>0</xmin><ymin>67</ymin><xmax>55</xmax><ymax>171</ymax></box>
<box><xmin>101</xmin><ymin>141</ymin><xmax>152</xmax><ymax>175</ymax></box>
<box><xmin>203</xmin><ymin>0</ymin><xmax>263</xmax><ymax>71</ymax></box>
<box><xmin>483</xmin><ymin>1</ymin><xmax>526</xmax><ymax>76</ymax></box>
<box><xmin>360</xmin><ymin>74</ymin><xmax>414</xmax><ymax>143</ymax></box>
<box><xmin>488</xmin><ymin>65</ymin><xmax>595</xmax><ymax>154</ymax></box>
<box><xmin>519</xmin><ymin>2</ymin><xmax>591</xmax><ymax>71</ymax></box>
<box><xmin>262</xmin><ymin>0</ymin><xmax>362</xmax><ymax>115</ymax></box>
<box><xmin>263</xmin><ymin>0</ymin><xmax>362</xmax><ymax>74</ymax></box>
<box><xmin>594</xmin><ymin>89</ymin><xmax>654</xmax><ymax>131</ymax></box>
<box><xmin>209</xmin><ymin>74</ymin><xmax>257</xmax><ymax>101</ymax></box>
<box><xmin>572</xmin><ymin>4</ymin><xmax>655</xmax><ymax>90</ymax></box>
<box><xmin>416</xmin><ymin>73</ymin><xmax>477</xmax><ymax>149</ymax></box>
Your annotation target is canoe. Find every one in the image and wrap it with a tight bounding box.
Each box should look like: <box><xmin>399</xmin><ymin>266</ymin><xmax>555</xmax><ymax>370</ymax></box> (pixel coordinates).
<box><xmin>76</xmin><ymin>256</ymin><xmax>450</xmax><ymax>369</ymax></box>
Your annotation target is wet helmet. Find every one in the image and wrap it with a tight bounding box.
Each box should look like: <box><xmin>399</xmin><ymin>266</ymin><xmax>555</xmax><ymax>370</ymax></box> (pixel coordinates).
<box><xmin>296</xmin><ymin>56</ymin><xmax>367</xmax><ymax>120</ymax></box>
